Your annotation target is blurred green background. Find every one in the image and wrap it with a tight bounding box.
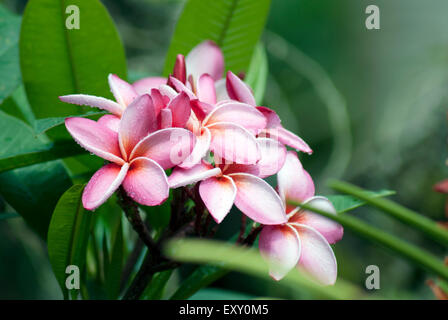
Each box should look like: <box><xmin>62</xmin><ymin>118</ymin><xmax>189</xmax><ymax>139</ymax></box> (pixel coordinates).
<box><xmin>1</xmin><ymin>0</ymin><xmax>447</xmax><ymax>299</ymax></box>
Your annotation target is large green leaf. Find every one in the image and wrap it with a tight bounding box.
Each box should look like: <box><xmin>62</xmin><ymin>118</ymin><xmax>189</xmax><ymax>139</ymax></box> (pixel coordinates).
<box><xmin>0</xmin><ymin>139</ymin><xmax>85</xmax><ymax>174</ymax></box>
<box><xmin>163</xmin><ymin>0</ymin><xmax>271</xmax><ymax>76</ymax></box>
<box><xmin>20</xmin><ymin>0</ymin><xmax>127</xmax><ymax>139</ymax></box>
<box><xmin>0</xmin><ymin>5</ymin><xmax>21</xmax><ymax>104</ymax></box>
<box><xmin>0</xmin><ymin>86</ymin><xmax>34</xmax><ymax>125</ymax></box>
<box><xmin>47</xmin><ymin>184</ymin><xmax>93</xmax><ymax>299</ymax></box>
<box><xmin>33</xmin><ymin>111</ymin><xmax>106</xmax><ymax>135</ymax></box>
<box><xmin>0</xmin><ymin>111</ymin><xmax>72</xmax><ymax>238</ymax></box>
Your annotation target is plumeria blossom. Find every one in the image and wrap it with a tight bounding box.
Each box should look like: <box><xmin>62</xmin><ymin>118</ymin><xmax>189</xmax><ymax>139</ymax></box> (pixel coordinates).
<box><xmin>58</xmin><ymin>38</ymin><xmax>343</xmax><ymax>286</ymax></box>
<box><xmin>65</xmin><ymin>94</ymin><xmax>195</xmax><ymax>210</ymax></box>
<box><xmin>259</xmin><ymin>151</ymin><xmax>343</xmax><ymax>284</ymax></box>
<box><xmin>168</xmin><ymin>138</ymin><xmax>288</xmax><ymax>224</ymax></box>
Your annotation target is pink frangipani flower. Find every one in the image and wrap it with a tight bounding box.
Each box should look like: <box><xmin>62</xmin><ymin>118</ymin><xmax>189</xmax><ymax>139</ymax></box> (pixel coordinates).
<box><xmin>65</xmin><ymin>94</ymin><xmax>195</xmax><ymax>210</ymax></box>
<box><xmin>168</xmin><ymin>138</ymin><xmax>288</xmax><ymax>224</ymax></box>
<box><xmin>226</xmin><ymin>71</ymin><xmax>313</xmax><ymax>154</ymax></box>
<box><xmin>259</xmin><ymin>151</ymin><xmax>343</xmax><ymax>284</ymax></box>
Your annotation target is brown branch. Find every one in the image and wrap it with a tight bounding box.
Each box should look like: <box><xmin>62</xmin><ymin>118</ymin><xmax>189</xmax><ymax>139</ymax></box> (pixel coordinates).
<box><xmin>242</xmin><ymin>225</ymin><xmax>263</xmax><ymax>246</ymax></box>
<box><xmin>237</xmin><ymin>214</ymin><xmax>247</xmax><ymax>243</ymax></box>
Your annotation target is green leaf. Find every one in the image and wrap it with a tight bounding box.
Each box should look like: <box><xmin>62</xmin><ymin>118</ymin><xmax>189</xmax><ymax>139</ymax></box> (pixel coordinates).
<box><xmin>327</xmin><ymin>190</ymin><xmax>395</xmax><ymax>214</ymax></box>
<box><xmin>0</xmin><ymin>85</ymin><xmax>35</xmax><ymax>126</ymax></box>
<box><xmin>165</xmin><ymin>239</ymin><xmax>363</xmax><ymax>300</ymax></box>
<box><xmin>0</xmin><ymin>111</ymin><xmax>72</xmax><ymax>238</ymax></box>
<box><xmin>290</xmin><ymin>199</ymin><xmax>448</xmax><ymax>282</ymax></box>
<box><xmin>141</xmin><ymin>270</ymin><xmax>173</xmax><ymax>300</ymax></box>
<box><xmin>105</xmin><ymin>221</ymin><xmax>124</xmax><ymax>300</ymax></box>
<box><xmin>0</xmin><ymin>5</ymin><xmax>21</xmax><ymax>104</ymax></box>
<box><xmin>0</xmin><ymin>212</ymin><xmax>20</xmax><ymax>220</ymax></box>
<box><xmin>47</xmin><ymin>184</ymin><xmax>93</xmax><ymax>299</ymax></box>
<box><xmin>102</xmin><ymin>232</ymin><xmax>110</xmax><ymax>284</ymax></box>
<box><xmin>0</xmin><ymin>139</ymin><xmax>86</xmax><ymax>174</ymax></box>
<box><xmin>164</xmin><ymin>0</ymin><xmax>271</xmax><ymax>76</ymax></box>
<box><xmin>33</xmin><ymin>111</ymin><xmax>106</xmax><ymax>135</ymax></box>
<box><xmin>245</xmin><ymin>43</ymin><xmax>268</xmax><ymax>105</ymax></box>
<box><xmin>329</xmin><ymin>180</ymin><xmax>448</xmax><ymax>246</ymax></box>
<box><xmin>170</xmin><ymin>264</ymin><xmax>228</xmax><ymax>300</ymax></box>
<box><xmin>19</xmin><ymin>0</ymin><xmax>127</xmax><ymax>139</ymax></box>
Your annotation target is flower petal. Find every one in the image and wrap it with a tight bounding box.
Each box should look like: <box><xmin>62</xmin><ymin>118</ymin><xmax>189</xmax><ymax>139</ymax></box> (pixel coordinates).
<box><xmin>167</xmin><ymin>91</ymin><xmax>191</xmax><ymax>128</ymax></box>
<box><xmin>122</xmin><ymin>157</ymin><xmax>169</xmax><ymax>206</ymax></box>
<box><xmin>204</xmin><ymin>102</ymin><xmax>266</xmax><ymax>132</ymax></box>
<box><xmin>262</xmin><ymin>127</ymin><xmax>312</xmax><ymax>154</ymax></box>
<box><xmin>199</xmin><ymin>175</ymin><xmax>237</xmax><ymax>223</ymax></box>
<box><xmin>186</xmin><ymin>40</ymin><xmax>224</xmax><ymax>82</ymax></box>
<box><xmin>259</xmin><ymin>225</ymin><xmax>301</xmax><ymax>281</ymax></box>
<box><xmin>173</xmin><ymin>54</ymin><xmax>187</xmax><ymax>83</ymax></box>
<box><xmin>169</xmin><ymin>76</ymin><xmax>196</xmax><ymax>99</ymax></box>
<box><xmin>82</xmin><ymin>163</ymin><xmax>129</xmax><ymax>210</ymax></box>
<box><xmin>219</xmin><ymin>138</ymin><xmax>286</xmax><ymax>178</ymax></box>
<box><xmin>108</xmin><ymin>74</ymin><xmax>138</xmax><ymax>107</ymax></box>
<box><xmin>130</xmin><ymin>128</ymin><xmax>195</xmax><ymax>169</ymax></box>
<box><xmin>65</xmin><ymin>117</ymin><xmax>124</xmax><ymax>165</ymax></box>
<box><xmin>168</xmin><ymin>161</ymin><xmax>221</xmax><ymax>188</ymax></box>
<box><xmin>290</xmin><ymin>223</ymin><xmax>338</xmax><ymax>285</ymax></box>
<box><xmin>226</xmin><ymin>71</ymin><xmax>256</xmax><ymax>106</ymax></box>
<box><xmin>256</xmin><ymin>106</ymin><xmax>281</xmax><ymax>128</ymax></box>
<box><xmin>59</xmin><ymin>94</ymin><xmax>124</xmax><ymax>116</ymax></box>
<box><xmin>278</xmin><ymin>151</ymin><xmax>315</xmax><ymax>204</ymax></box>
<box><xmin>178</xmin><ymin>127</ymin><xmax>211</xmax><ymax>168</ymax></box>
<box><xmin>197</xmin><ymin>74</ymin><xmax>217</xmax><ymax>105</ymax></box>
<box><xmin>159</xmin><ymin>108</ymin><xmax>173</xmax><ymax>129</ymax></box>
<box><xmin>207</xmin><ymin>122</ymin><xmax>261</xmax><ymax>165</ymax></box>
<box><xmin>254</xmin><ymin>138</ymin><xmax>287</xmax><ymax>178</ymax></box>
<box><xmin>230</xmin><ymin>173</ymin><xmax>287</xmax><ymax>224</ymax></box>
<box><xmin>119</xmin><ymin>94</ymin><xmax>156</xmax><ymax>160</ymax></box>
<box><xmin>150</xmin><ymin>88</ymin><xmax>168</xmax><ymax>115</ymax></box>
<box><xmin>132</xmin><ymin>77</ymin><xmax>167</xmax><ymax>95</ymax></box>
<box><xmin>215</xmin><ymin>78</ymin><xmax>230</xmax><ymax>102</ymax></box>
<box><xmin>97</xmin><ymin>114</ymin><xmax>120</xmax><ymax>133</ymax></box>
<box><xmin>290</xmin><ymin>196</ymin><xmax>343</xmax><ymax>244</ymax></box>
<box><xmin>159</xmin><ymin>84</ymin><xmax>179</xmax><ymax>100</ymax></box>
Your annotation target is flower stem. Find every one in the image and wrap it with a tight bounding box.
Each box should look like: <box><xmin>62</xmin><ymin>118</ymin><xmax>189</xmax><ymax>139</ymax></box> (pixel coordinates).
<box><xmin>290</xmin><ymin>199</ymin><xmax>448</xmax><ymax>281</ymax></box>
<box><xmin>329</xmin><ymin>179</ymin><xmax>448</xmax><ymax>246</ymax></box>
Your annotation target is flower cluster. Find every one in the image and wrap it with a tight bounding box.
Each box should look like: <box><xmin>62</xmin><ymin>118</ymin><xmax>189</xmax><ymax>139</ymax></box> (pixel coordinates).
<box><xmin>61</xmin><ymin>41</ymin><xmax>343</xmax><ymax>284</ymax></box>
